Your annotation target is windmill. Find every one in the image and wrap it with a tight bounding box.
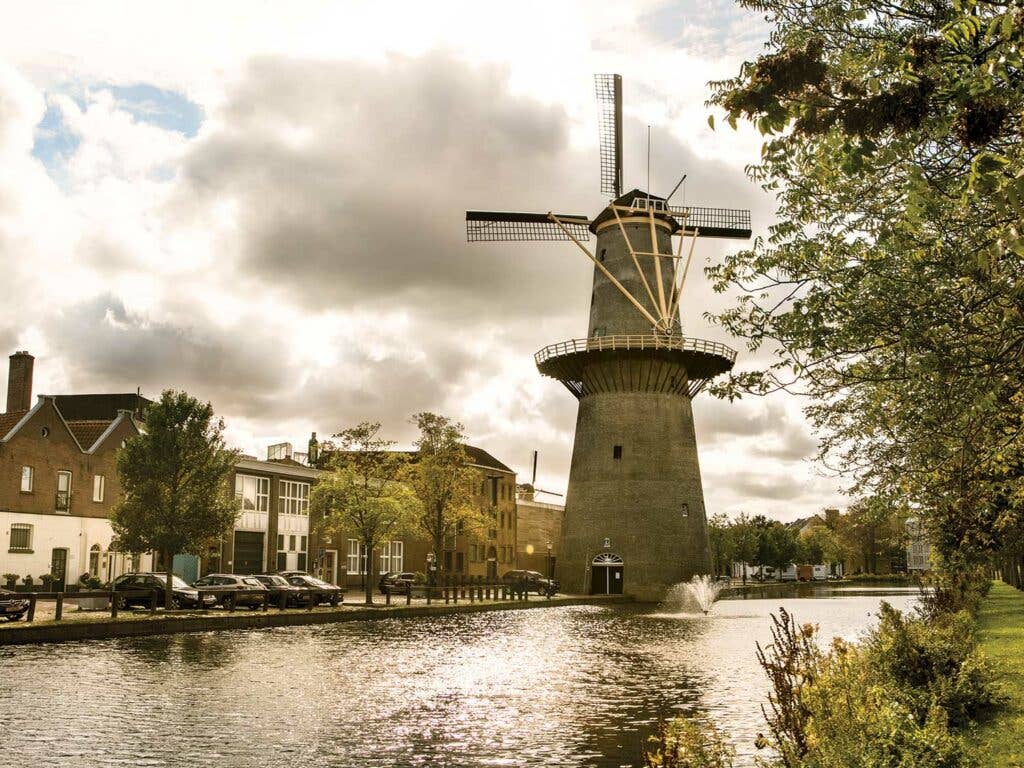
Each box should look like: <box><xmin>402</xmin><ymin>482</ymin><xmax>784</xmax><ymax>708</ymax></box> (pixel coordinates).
<box><xmin>466</xmin><ymin>74</ymin><xmax>751</xmax><ymax>600</ymax></box>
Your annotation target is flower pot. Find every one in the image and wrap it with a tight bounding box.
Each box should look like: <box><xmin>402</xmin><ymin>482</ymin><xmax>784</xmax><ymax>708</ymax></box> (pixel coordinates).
<box><xmin>74</xmin><ymin>594</ymin><xmax>109</xmax><ymax>611</ymax></box>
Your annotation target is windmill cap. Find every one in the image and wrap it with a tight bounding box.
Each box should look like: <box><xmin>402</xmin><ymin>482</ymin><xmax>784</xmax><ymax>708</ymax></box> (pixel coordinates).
<box><xmin>589</xmin><ymin>189</ymin><xmax>681</xmax><ymax>235</ymax></box>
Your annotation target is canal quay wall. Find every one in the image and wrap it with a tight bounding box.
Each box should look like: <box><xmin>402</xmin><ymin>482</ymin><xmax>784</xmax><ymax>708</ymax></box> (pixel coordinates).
<box><xmin>0</xmin><ymin>594</ymin><xmax>633</xmax><ymax>646</ymax></box>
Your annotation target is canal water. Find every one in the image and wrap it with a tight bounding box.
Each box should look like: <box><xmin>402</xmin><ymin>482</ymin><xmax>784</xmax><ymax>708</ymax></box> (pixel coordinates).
<box><xmin>1</xmin><ymin>584</ymin><xmax>917</xmax><ymax>767</ymax></box>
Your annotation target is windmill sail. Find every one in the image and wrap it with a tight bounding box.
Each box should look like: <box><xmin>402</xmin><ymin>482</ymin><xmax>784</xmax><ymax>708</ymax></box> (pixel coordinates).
<box><xmin>466</xmin><ymin>211</ymin><xmax>591</xmax><ymax>242</ymax></box>
<box><xmin>595</xmin><ymin>74</ymin><xmax>623</xmax><ymax>198</ymax></box>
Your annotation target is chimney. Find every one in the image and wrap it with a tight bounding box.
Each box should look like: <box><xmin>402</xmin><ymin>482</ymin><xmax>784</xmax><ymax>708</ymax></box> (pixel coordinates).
<box><xmin>6</xmin><ymin>351</ymin><xmax>33</xmax><ymax>413</ymax></box>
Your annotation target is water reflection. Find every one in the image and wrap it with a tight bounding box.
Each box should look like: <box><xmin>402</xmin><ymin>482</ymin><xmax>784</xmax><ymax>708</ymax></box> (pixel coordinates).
<box><xmin>0</xmin><ymin>587</ymin><xmax>915</xmax><ymax>767</ymax></box>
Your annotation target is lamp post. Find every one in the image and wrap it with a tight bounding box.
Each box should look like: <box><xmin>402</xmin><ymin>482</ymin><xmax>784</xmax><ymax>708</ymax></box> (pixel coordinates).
<box><xmin>426</xmin><ymin>552</ymin><xmax>436</xmax><ymax>587</ymax></box>
<box><xmin>546</xmin><ymin>541</ymin><xmax>553</xmax><ymax>579</ymax></box>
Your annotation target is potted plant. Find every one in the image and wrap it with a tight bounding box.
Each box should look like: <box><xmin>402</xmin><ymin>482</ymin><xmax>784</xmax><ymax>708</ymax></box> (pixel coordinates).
<box><xmin>2</xmin><ymin>573</ymin><xmax>17</xmax><ymax>589</ymax></box>
<box><xmin>74</xmin><ymin>576</ymin><xmax>108</xmax><ymax>611</ymax></box>
<box><xmin>22</xmin><ymin>574</ymin><xmax>34</xmax><ymax>588</ymax></box>
<box><xmin>40</xmin><ymin>573</ymin><xmax>54</xmax><ymax>591</ymax></box>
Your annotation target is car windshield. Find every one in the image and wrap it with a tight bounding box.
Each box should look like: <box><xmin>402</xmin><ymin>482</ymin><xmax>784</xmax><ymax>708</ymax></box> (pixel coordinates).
<box><xmin>306</xmin><ymin>577</ymin><xmax>333</xmax><ymax>588</ymax></box>
<box><xmin>242</xmin><ymin>578</ymin><xmax>263</xmax><ymax>587</ymax></box>
<box><xmin>258</xmin><ymin>575</ymin><xmax>286</xmax><ymax>585</ymax></box>
<box><xmin>153</xmin><ymin>575</ymin><xmax>192</xmax><ymax>589</ymax></box>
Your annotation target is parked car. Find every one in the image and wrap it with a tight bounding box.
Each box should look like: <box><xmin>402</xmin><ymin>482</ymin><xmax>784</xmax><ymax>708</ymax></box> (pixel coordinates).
<box><xmin>501</xmin><ymin>569</ymin><xmax>559</xmax><ymax>596</ymax></box>
<box><xmin>192</xmin><ymin>574</ymin><xmax>269</xmax><ymax>608</ymax></box>
<box><xmin>378</xmin><ymin>571</ymin><xmax>417</xmax><ymax>594</ymax></box>
<box><xmin>252</xmin><ymin>574</ymin><xmax>312</xmax><ymax>607</ymax></box>
<box><xmin>285</xmin><ymin>574</ymin><xmax>344</xmax><ymax>605</ymax></box>
<box><xmin>0</xmin><ymin>588</ymin><xmax>29</xmax><ymax>621</ymax></box>
<box><xmin>110</xmin><ymin>573</ymin><xmax>216</xmax><ymax>610</ymax></box>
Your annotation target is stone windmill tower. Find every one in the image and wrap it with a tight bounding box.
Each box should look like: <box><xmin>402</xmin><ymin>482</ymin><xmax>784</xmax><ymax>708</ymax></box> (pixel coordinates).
<box><xmin>466</xmin><ymin>75</ymin><xmax>751</xmax><ymax>600</ymax></box>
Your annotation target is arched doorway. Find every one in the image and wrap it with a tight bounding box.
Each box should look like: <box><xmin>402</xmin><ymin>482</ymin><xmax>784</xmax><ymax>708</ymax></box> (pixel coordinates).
<box><xmin>591</xmin><ymin>553</ymin><xmax>624</xmax><ymax>595</ymax></box>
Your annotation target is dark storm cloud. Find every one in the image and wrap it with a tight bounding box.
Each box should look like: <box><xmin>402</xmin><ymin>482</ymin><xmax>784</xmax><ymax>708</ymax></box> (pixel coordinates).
<box><xmin>179</xmin><ymin>53</ymin><xmax>595</xmax><ymax>318</ymax></box>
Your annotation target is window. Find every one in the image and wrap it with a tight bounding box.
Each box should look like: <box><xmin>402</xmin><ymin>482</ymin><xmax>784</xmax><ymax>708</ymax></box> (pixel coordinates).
<box><xmin>380</xmin><ymin>540</ymin><xmax>404</xmax><ymax>573</ymax></box>
<box><xmin>93</xmin><ymin>475</ymin><xmax>105</xmax><ymax>502</ymax></box>
<box><xmin>347</xmin><ymin>539</ymin><xmax>364</xmax><ymax>575</ymax></box>
<box><xmin>235</xmin><ymin>475</ymin><xmax>269</xmax><ymax>511</ymax></box>
<box><xmin>9</xmin><ymin>523</ymin><xmax>32</xmax><ymax>552</ymax></box>
<box><xmin>280</xmin><ymin>480</ymin><xmax>310</xmax><ymax>515</ymax></box>
<box><xmin>613</xmin><ymin>445</ymin><xmax>623</xmax><ymax>460</ymax></box>
<box><xmin>489</xmin><ymin>477</ymin><xmax>498</xmax><ymax>506</ymax></box>
<box><xmin>89</xmin><ymin>544</ymin><xmax>101</xmax><ymax>576</ymax></box>
<box><xmin>278</xmin><ymin>534</ymin><xmax>308</xmax><ymax>571</ymax></box>
<box><xmin>56</xmin><ymin>471</ymin><xmax>72</xmax><ymax>512</ymax></box>
<box><xmin>681</xmin><ymin>503</ymin><xmax>689</xmax><ymax>518</ymax></box>
<box><xmin>598</xmin><ymin>248</ymin><xmax>606</xmax><ymax>262</ymax></box>
<box><xmin>20</xmin><ymin>466</ymin><xmax>33</xmax><ymax>493</ymax></box>
<box><xmin>455</xmin><ymin>551</ymin><xmax>465</xmax><ymax>572</ymax></box>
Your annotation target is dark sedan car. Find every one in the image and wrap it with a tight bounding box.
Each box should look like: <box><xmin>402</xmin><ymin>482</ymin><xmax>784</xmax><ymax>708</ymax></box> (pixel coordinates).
<box><xmin>285</xmin><ymin>574</ymin><xmax>344</xmax><ymax>605</ymax></box>
<box><xmin>252</xmin><ymin>574</ymin><xmax>312</xmax><ymax>607</ymax></box>
<box><xmin>193</xmin><ymin>574</ymin><xmax>269</xmax><ymax>608</ymax></box>
<box><xmin>501</xmin><ymin>569</ymin><xmax>559</xmax><ymax>596</ymax></box>
<box><xmin>0</xmin><ymin>588</ymin><xmax>30</xmax><ymax>621</ymax></box>
<box><xmin>378</xmin><ymin>571</ymin><xmax>416</xmax><ymax>594</ymax></box>
<box><xmin>111</xmin><ymin>573</ymin><xmax>216</xmax><ymax>610</ymax></box>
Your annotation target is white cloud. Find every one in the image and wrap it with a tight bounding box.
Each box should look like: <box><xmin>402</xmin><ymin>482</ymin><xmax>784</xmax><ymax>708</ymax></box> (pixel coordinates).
<box><xmin>0</xmin><ymin>3</ymin><xmax>848</xmax><ymax>520</ymax></box>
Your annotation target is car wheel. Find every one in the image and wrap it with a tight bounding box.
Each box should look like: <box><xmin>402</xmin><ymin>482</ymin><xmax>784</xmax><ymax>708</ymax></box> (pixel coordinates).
<box><xmin>115</xmin><ymin>594</ymin><xmax>128</xmax><ymax>610</ymax></box>
<box><xmin>170</xmin><ymin>596</ymin><xmax>181</xmax><ymax>610</ymax></box>
<box><xmin>6</xmin><ymin>614</ymin><xmax>22</xmax><ymax>621</ymax></box>
<box><xmin>222</xmin><ymin>595</ymin><xmax>235</xmax><ymax>610</ymax></box>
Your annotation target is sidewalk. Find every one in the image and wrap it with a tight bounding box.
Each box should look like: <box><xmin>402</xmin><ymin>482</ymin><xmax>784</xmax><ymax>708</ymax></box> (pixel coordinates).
<box><xmin>974</xmin><ymin>581</ymin><xmax>1024</xmax><ymax>767</ymax></box>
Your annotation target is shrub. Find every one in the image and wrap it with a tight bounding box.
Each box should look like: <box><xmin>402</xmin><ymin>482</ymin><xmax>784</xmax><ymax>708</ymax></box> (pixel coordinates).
<box><xmin>643</xmin><ymin>716</ymin><xmax>734</xmax><ymax>768</ymax></box>
<box><xmin>867</xmin><ymin>604</ymin><xmax>1004</xmax><ymax>728</ymax></box>
<box><xmin>755</xmin><ymin>605</ymin><xmax>995</xmax><ymax>768</ymax></box>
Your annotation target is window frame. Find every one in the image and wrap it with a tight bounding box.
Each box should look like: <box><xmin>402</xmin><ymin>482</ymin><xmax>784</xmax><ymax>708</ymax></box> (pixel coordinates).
<box><xmin>235</xmin><ymin>474</ymin><xmax>270</xmax><ymax>512</ymax></box>
<box><xmin>20</xmin><ymin>465</ymin><xmax>33</xmax><ymax>493</ymax></box>
<box><xmin>9</xmin><ymin>523</ymin><xmax>33</xmax><ymax>552</ymax></box>
<box><xmin>279</xmin><ymin>480</ymin><xmax>310</xmax><ymax>516</ymax></box>
<box><xmin>55</xmin><ymin>470</ymin><xmax>72</xmax><ymax>512</ymax></box>
<box><xmin>93</xmin><ymin>474</ymin><xmax>105</xmax><ymax>503</ymax></box>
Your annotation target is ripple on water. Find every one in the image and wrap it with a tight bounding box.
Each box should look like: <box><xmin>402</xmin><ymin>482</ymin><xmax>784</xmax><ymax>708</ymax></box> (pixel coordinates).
<box><xmin>0</xmin><ymin>589</ymin><xmax>916</xmax><ymax>767</ymax></box>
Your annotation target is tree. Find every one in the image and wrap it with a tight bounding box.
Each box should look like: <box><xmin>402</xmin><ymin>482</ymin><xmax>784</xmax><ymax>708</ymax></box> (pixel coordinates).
<box><xmin>835</xmin><ymin>497</ymin><xmax>908</xmax><ymax>574</ymax></box>
<box><xmin>111</xmin><ymin>390</ymin><xmax>238</xmax><ymax>609</ymax></box>
<box><xmin>732</xmin><ymin>513</ymin><xmax>760</xmax><ymax>584</ymax></box>
<box><xmin>310</xmin><ymin>423</ymin><xmax>417</xmax><ymax>605</ymax></box>
<box><xmin>707</xmin><ymin>0</ymin><xmax>1024</xmax><ymax>571</ymax></box>
<box><xmin>799</xmin><ymin>524</ymin><xmax>845</xmax><ymax>570</ymax></box>
<box><xmin>764</xmin><ymin>522</ymin><xmax>800</xmax><ymax>581</ymax></box>
<box><xmin>708</xmin><ymin>513</ymin><xmax>736</xmax><ymax>577</ymax></box>
<box><xmin>405</xmin><ymin>413</ymin><xmax>483</xmax><ymax>585</ymax></box>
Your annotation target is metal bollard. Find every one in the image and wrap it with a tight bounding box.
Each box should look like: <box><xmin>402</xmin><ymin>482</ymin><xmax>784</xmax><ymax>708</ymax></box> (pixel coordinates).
<box><xmin>262</xmin><ymin>593</ymin><xmax>268</xmax><ymax>612</ymax></box>
<box><xmin>426</xmin><ymin>584</ymin><xmax>432</xmax><ymax>605</ymax></box>
<box><xmin>110</xmin><ymin>590</ymin><xmax>117</xmax><ymax>619</ymax></box>
<box><xmin>55</xmin><ymin>592</ymin><xmax>63</xmax><ymax>621</ymax></box>
<box><xmin>279</xmin><ymin>590</ymin><xmax>288</xmax><ymax>610</ymax></box>
<box><xmin>27</xmin><ymin>593</ymin><xmax>36</xmax><ymax>622</ymax></box>
<box><xmin>406</xmin><ymin>586</ymin><xmax>412</xmax><ymax>606</ymax></box>
<box><xmin>385</xmin><ymin>588</ymin><xmax>391</xmax><ymax>606</ymax></box>
<box><xmin>150</xmin><ymin>589</ymin><xmax>158</xmax><ymax>615</ymax></box>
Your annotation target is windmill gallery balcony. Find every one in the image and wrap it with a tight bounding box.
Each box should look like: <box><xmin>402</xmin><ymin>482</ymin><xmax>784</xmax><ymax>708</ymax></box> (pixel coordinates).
<box><xmin>534</xmin><ymin>334</ymin><xmax>737</xmax><ymax>400</ymax></box>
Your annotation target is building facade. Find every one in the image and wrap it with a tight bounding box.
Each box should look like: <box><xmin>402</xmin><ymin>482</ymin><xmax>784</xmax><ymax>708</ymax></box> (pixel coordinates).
<box><xmin>906</xmin><ymin>517</ymin><xmax>932</xmax><ymax>572</ymax></box>
<box><xmin>0</xmin><ymin>352</ymin><xmax>152</xmax><ymax>587</ymax></box>
<box><xmin>515</xmin><ymin>487</ymin><xmax>564</xmax><ymax>578</ymax></box>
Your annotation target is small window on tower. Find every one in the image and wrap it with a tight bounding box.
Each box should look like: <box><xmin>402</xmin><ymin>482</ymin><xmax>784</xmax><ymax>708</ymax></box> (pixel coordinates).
<box><xmin>613</xmin><ymin>445</ymin><xmax>622</xmax><ymax>460</ymax></box>
<box><xmin>599</xmin><ymin>248</ymin><xmax>607</xmax><ymax>262</ymax></box>
<box><xmin>681</xmin><ymin>503</ymin><xmax>689</xmax><ymax>518</ymax></box>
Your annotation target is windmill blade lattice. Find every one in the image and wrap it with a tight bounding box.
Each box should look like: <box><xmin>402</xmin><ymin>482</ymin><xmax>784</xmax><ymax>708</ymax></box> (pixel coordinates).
<box><xmin>466</xmin><ymin>211</ymin><xmax>591</xmax><ymax>243</ymax></box>
<box><xmin>594</xmin><ymin>74</ymin><xmax>623</xmax><ymax>198</ymax></box>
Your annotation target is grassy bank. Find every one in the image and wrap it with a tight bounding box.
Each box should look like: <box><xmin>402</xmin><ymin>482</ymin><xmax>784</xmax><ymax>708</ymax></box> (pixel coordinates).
<box><xmin>974</xmin><ymin>581</ymin><xmax>1024</xmax><ymax>767</ymax></box>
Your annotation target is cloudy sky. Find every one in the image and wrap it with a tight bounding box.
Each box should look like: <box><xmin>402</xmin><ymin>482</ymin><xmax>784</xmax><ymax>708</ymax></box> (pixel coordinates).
<box><xmin>0</xmin><ymin>1</ymin><xmax>845</xmax><ymax>521</ymax></box>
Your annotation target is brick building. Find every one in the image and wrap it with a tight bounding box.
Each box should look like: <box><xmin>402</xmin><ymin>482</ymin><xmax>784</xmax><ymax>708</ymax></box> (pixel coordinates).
<box><xmin>515</xmin><ymin>486</ymin><xmax>564</xmax><ymax>579</ymax></box>
<box><xmin>0</xmin><ymin>352</ymin><xmax>153</xmax><ymax>587</ymax></box>
<box><xmin>309</xmin><ymin>444</ymin><xmax>519</xmax><ymax>590</ymax></box>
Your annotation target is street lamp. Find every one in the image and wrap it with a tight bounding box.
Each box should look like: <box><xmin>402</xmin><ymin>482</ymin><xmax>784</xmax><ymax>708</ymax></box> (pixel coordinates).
<box><xmin>426</xmin><ymin>552</ymin><xmax>436</xmax><ymax>586</ymax></box>
<box><xmin>546</xmin><ymin>541</ymin><xmax>553</xmax><ymax>579</ymax></box>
